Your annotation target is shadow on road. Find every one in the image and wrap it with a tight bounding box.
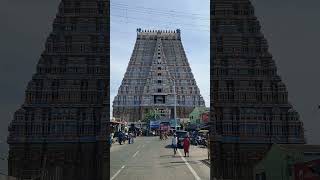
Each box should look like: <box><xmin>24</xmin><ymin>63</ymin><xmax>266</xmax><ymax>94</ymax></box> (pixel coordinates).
<box><xmin>159</xmin><ymin>160</ymin><xmax>200</xmax><ymax>165</ymax></box>
<box><xmin>164</xmin><ymin>145</ymin><xmax>183</xmax><ymax>149</ymax></box>
<box><xmin>159</xmin><ymin>155</ymin><xmax>184</xmax><ymax>159</ymax></box>
<box><xmin>169</xmin><ymin>161</ymin><xmax>199</xmax><ymax>164</ymax></box>
<box><xmin>200</xmin><ymin>159</ymin><xmax>210</xmax><ymax>167</ymax></box>
<box><xmin>159</xmin><ymin>155</ymin><xmax>173</xmax><ymax>158</ymax></box>
<box><xmin>159</xmin><ymin>160</ymin><xmax>202</xmax><ymax>168</ymax></box>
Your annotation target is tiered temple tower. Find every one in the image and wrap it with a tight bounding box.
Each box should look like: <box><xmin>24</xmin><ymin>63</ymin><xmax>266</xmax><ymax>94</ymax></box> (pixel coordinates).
<box><xmin>7</xmin><ymin>0</ymin><xmax>109</xmax><ymax>180</ymax></box>
<box><xmin>113</xmin><ymin>29</ymin><xmax>205</xmax><ymax>121</ymax></box>
<box><xmin>211</xmin><ymin>0</ymin><xmax>305</xmax><ymax>179</ymax></box>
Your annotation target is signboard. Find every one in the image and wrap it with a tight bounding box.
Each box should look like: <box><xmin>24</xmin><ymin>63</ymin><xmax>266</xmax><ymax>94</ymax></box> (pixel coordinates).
<box><xmin>154</xmin><ymin>108</ymin><xmax>171</xmax><ymax>115</ymax></box>
<box><xmin>294</xmin><ymin>159</ymin><xmax>320</xmax><ymax>180</ymax></box>
<box><xmin>0</xmin><ymin>175</ymin><xmax>17</xmax><ymax>180</ymax></box>
<box><xmin>150</xmin><ymin>120</ymin><xmax>160</xmax><ymax>129</ymax></box>
<box><xmin>201</xmin><ymin>112</ymin><xmax>209</xmax><ymax>123</ymax></box>
<box><xmin>160</xmin><ymin>122</ymin><xmax>170</xmax><ymax>131</ymax></box>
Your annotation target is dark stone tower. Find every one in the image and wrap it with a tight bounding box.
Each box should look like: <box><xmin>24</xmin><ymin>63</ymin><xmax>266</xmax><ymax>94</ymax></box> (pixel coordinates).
<box><xmin>7</xmin><ymin>0</ymin><xmax>110</xmax><ymax>179</ymax></box>
<box><xmin>211</xmin><ymin>0</ymin><xmax>305</xmax><ymax>179</ymax></box>
<box><xmin>112</xmin><ymin>29</ymin><xmax>205</xmax><ymax>122</ymax></box>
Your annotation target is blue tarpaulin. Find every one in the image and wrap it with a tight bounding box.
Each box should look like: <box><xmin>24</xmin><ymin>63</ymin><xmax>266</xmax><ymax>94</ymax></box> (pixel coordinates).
<box><xmin>150</xmin><ymin>119</ymin><xmax>181</xmax><ymax>129</ymax></box>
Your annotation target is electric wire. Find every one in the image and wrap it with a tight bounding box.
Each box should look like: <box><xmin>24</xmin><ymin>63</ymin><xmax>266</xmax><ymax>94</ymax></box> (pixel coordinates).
<box><xmin>110</xmin><ymin>2</ymin><xmax>209</xmax><ymax>32</ymax></box>
<box><xmin>111</xmin><ymin>19</ymin><xmax>209</xmax><ymax>32</ymax></box>
<box><xmin>111</xmin><ymin>2</ymin><xmax>209</xmax><ymax>21</ymax></box>
<box><xmin>111</xmin><ymin>13</ymin><xmax>209</xmax><ymax>28</ymax></box>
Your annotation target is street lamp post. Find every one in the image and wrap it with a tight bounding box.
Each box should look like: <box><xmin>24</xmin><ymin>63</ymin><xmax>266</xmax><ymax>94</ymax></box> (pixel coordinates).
<box><xmin>138</xmin><ymin>120</ymin><xmax>141</xmax><ymax>136</ymax></box>
<box><xmin>173</xmin><ymin>79</ymin><xmax>177</xmax><ymax>131</ymax></box>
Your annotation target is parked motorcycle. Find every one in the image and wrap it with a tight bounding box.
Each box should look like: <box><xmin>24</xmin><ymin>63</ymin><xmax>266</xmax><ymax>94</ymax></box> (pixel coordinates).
<box><xmin>195</xmin><ymin>136</ymin><xmax>207</xmax><ymax>147</ymax></box>
<box><xmin>190</xmin><ymin>136</ymin><xmax>198</xmax><ymax>145</ymax></box>
<box><xmin>203</xmin><ymin>138</ymin><xmax>208</xmax><ymax>147</ymax></box>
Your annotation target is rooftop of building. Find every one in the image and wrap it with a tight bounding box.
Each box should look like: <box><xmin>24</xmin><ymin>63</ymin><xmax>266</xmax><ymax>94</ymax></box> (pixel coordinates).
<box><xmin>136</xmin><ymin>28</ymin><xmax>181</xmax><ymax>36</ymax></box>
<box><xmin>278</xmin><ymin>144</ymin><xmax>320</xmax><ymax>153</ymax></box>
<box><xmin>190</xmin><ymin>107</ymin><xmax>209</xmax><ymax>113</ymax></box>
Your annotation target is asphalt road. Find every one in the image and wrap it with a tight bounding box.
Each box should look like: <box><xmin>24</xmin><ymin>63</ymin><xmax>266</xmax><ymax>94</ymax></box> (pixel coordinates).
<box><xmin>110</xmin><ymin>136</ymin><xmax>210</xmax><ymax>180</ymax></box>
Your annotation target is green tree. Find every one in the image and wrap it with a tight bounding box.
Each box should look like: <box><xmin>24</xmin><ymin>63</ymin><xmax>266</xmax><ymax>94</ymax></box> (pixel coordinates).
<box><xmin>143</xmin><ymin>109</ymin><xmax>160</xmax><ymax>123</ymax></box>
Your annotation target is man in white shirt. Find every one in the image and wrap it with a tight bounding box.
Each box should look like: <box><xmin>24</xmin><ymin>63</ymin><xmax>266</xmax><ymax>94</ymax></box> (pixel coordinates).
<box><xmin>172</xmin><ymin>133</ymin><xmax>178</xmax><ymax>156</ymax></box>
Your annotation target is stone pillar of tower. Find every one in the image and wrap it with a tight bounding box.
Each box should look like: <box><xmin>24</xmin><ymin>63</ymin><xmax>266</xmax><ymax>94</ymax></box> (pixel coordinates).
<box><xmin>7</xmin><ymin>1</ymin><xmax>110</xmax><ymax>180</ymax></box>
<box><xmin>211</xmin><ymin>0</ymin><xmax>305</xmax><ymax>180</ymax></box>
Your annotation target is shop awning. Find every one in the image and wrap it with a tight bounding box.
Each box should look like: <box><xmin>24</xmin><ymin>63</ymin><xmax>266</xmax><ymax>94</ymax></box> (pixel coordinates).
<box><xmin>109</xmin><ymin>121</ymin><xmax>125</xmax><ymax>125</ymax></box>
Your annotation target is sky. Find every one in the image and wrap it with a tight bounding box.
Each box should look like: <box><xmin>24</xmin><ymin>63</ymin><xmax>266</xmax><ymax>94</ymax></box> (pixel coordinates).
<box><xmin>0</xmin><ymin>0</ymin><xmax>319</xmax><ymax>156</ymax></box>
<box><xmin>110</xmin><ymin>0</ymin><xmax>210</xmax><ymax>115</ymax></box>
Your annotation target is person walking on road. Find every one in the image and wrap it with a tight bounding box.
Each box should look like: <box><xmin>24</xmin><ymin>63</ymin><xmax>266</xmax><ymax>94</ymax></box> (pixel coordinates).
<box><xmin>183</xmin><ymin>135</ymin><xmax>190</xmax><ymax>157</ymax></box>
<box><xmin>172</xmin><ymin>133</ymin><xmax>178</xmax><ymax>156</ymax></box>
<box><xmin>130</xmin><ymin>132</ymin><xmax>134</xmax><ymax>144</ymax></box>
<box><xmin>118</xmin><ymin>131</ymin><xmax>123</xmax><ymax>145</ymax></box>
<box><xmin>128</xmin><ymin>132</ymin><xmax>132</xmax><ymax>144</ymax></box>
